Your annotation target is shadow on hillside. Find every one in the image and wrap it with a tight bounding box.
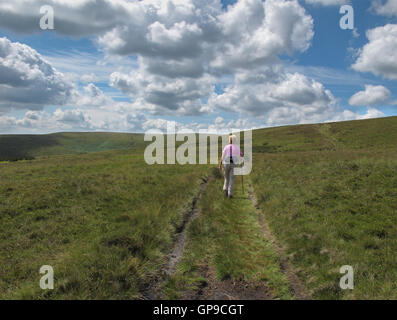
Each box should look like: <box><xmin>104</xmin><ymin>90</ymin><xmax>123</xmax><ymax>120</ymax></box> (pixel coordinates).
<box><xmin>0</xmin><ymin>135</ymin><xmax>59</xmax><ymax>161</ymax></box>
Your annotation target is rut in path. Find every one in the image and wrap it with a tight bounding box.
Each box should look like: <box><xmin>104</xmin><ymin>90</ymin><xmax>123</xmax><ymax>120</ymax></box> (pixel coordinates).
<box><xmin>181</xmin><ymin>179</ymin><xmax>272</xmax><ymax>301</ymax></box>
<box><xmin>143</xmin><ymin>176</ymin><xmax>310</xmax><ymax>300</ymax></box>
<box><xmin>142</xmin><ymin>176</ymin><xmax>211</xmax><ymax>300</ymax></box>
<box><xmin>182</xmin><ymin>263</ymin><xmax>272</xmax><ymax>300</ymax></box>
<box><xmin>249</xmin><ymin>185</ymin><xmax>312</xmax><ymax>300</ymax></box>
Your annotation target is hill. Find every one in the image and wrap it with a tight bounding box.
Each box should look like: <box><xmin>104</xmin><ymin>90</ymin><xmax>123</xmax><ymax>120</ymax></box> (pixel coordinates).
<box><xmin>0</xmin><ymin>132</ymin><xmax>145</xmax><ymax>161</ymax></box>
<box><xmin>252</xmin><ymin>116</ymin><xmax>397</xmax><ymax>153</ymax></box>
<box><xmin>1</xmin><ymin>116</ymin><xmax>397</xmax><ymax>299</ymax></box>
<box><xmin>2</xmin><ymin>116</ymin><xmax>397</xmax><ymax>162</ymax></box>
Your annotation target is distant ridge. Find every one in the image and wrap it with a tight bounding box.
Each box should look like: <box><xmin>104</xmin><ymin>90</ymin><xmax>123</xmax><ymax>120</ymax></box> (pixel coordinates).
<box><xmin>0</xmin><ymin>132</ymin><xmax>145</xmax><ymax>161</ymax></box>
<box><xmin>1</xmin><ymin>116</ymin><xmax>397</xmax><ymax>161</ymax></box>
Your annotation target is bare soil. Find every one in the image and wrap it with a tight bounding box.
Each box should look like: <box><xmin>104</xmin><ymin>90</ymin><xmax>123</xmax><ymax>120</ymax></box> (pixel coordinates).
<box><xmin>183</xmin><ymin>263</ymin><xmax>272</xmax><ymax>300</ymax></box>
<box><xmin>141</xmin><ymin>176</ymin><xmax>210</xmax><ymax>300</ymax></box>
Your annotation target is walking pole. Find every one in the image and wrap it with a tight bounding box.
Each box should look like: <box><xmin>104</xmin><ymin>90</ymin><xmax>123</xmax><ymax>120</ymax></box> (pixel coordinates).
<box><xmin>241</xmin><ymin>158</ymin><xmax>244</xmax><ymax>195</ymax></box>
<box><xmin>241</xmin><ymin>159</ymin><xmax>244</xmax><ymax>195</ymax></box>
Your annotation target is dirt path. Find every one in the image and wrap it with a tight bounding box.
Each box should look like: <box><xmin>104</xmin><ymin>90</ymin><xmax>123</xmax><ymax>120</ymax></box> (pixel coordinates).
<box><xmin>183</xmin><ymin>263</ymin><xmax>272</xmax><ymax>300</ymax></box>
<box><xmin>164</xmin><ymin>177</ymin><xmax>211</xmax><ymax>277</ymax></box>
<box><xmin>315</xmin><ymin>123</ymin><xmax>343</xmax><ymax>151</ymax></box>
<box><xmin>141</xmin><ymin>176</ymin><xmax>211</xmax><ymax>300</ymax></box>
<box><xmin>249</xmin><ymin>184</ymin><xmax>312</xmax><ymax>300</ymax></box>
<box><xmin>143</xmin><ymin>176</ymin><xmax>309</xmax><ymax>300</ymax></box>
<box><xmin>180</xmin><ymin>179</ymin><xmax>273</xmax><ymax>301</ymax></box>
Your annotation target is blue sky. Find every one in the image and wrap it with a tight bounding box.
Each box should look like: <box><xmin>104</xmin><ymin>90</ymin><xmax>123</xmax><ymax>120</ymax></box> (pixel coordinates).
<box><xmin>0</xmin><ymin>0</ymin><xmax>396</xmax><ymax>133</ymax></box>
<box><xmin>294</xmin><ymin>1</ymin><xmax>397</xmax><ymax>116</ymax></box>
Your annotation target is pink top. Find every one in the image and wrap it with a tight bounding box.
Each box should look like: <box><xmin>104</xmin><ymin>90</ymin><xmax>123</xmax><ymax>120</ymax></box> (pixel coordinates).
<box><xmin>222</xmin><ymin>144</ymin><xmax>243</xmax><ymax>159</ymax></box>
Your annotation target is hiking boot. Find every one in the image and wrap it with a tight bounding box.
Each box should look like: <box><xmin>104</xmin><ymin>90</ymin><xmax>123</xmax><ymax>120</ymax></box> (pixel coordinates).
<box><xmin>228</xmin><ymin>195</ymin><xmax>233</xmax><ymax>199</ymax></box>
<box><xmin>224</xmin><ymin>190</ymin><xmax>228</xmax><ymax>197</ymax></box>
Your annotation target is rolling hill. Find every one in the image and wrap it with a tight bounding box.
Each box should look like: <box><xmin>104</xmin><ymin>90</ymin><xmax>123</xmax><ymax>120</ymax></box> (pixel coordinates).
<box><xmin>2</xmin><ymin>116</ymin><xmax>397</xmax><ymax>162</ymax></box>
<box><xmin>1</xmin><ymin>116</ymin><xmax>397</xmax><ymax>299</ymax></box>
<box><xmin>0</xmin><ymin>132</ymin><xmax>145</xmax><ymax>161</ymax></box>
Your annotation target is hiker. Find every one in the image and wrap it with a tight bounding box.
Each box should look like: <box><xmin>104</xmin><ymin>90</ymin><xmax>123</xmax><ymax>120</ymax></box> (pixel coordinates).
<box><xmin>219</xmin><ymin>135</ymin><xmax>243</xmax><ymax>199</ymax></box>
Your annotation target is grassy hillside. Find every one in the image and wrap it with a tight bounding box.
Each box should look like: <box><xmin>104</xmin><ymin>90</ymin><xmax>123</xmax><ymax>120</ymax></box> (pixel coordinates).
<box><xmin>251</xmin><ymin>150</ymin><xmax>397</xmax><ymax>299</ymax></box>
<box><xmin>0</xmin><ymin>149</ymin><xmax>209</xmax><ymax>299</ymax></box>
<box><xmin>0</xmin><ymin>132</ymin><xmax>145</xmax><ymax>161</ymax></box>
<box><xmin>2</xmin><ymin>116</ymin><xmax>396</xmax><ymax>161</ymax></box>
<box><xmin>250</xmin><ymin>117</ymin><xmax>397</xmax><ymax>299</ymax></box>
<box><xmin>1</xmin><ymin>116</ymin><xmax>397</xmax><ymax>299</ymax></box>
<box><xmin>252</xmin><ymin>116</ymin><xmax>397</xmax><ymax>153</ymax></box>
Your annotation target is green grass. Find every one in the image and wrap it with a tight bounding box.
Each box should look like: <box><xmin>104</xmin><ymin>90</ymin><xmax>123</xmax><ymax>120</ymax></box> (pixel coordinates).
<box><xmin>0</xmin><ymin>132</ymin><xmax>145</xmax><ymax>161</ymax></box>
<box><xmin>2</xmin><ymin>116</ymin><xmax>397</xmax><ymax>299</ymax></box>
<box><xmin>325</xmin><ymin>117</ymin><xmax>397</xmax><ymax>150</ymax></box>
<box><xmin>252</xmin><ymin>117</ymin><xmax>397</xmax><ymax>153</ymax></box>
<box><xmin>249</xmin><ymin>117</ymin><xmax>397</xmax><ymax>299</ymax></box>
<box><xmin>0</xmin><ymin>149</ymin><xmax>209</xmax><ymax>299</ymax></box>
<box><xmin>163</xmin><ymin>174</ymin><xmax>291</xmax><ymax>300</ymax></box>
<box><xmin>251</xmin><ymin>149</ymin><xmax>397</xmax><ymax>299</ymax></box>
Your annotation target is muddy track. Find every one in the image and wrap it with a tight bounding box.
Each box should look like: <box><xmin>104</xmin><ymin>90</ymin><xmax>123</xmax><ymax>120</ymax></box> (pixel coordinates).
<box><xmin>141</xmin><ymin>176</ymin><xmax>211</xmax><ymax>300</ymax></box>
<box><xmin>183</xmin><ymin>263</ymin><xmax>272</xmax><ymax>300</ymax></box>
<box><xmin>249</xmin><ymin>185</ymin><xmax>312</xmax><ymax>300</ymax></box>
<box><xmin>181</xmin><ymin>184</ymin><xmax>272</xmax><ymax>301</ymax></box>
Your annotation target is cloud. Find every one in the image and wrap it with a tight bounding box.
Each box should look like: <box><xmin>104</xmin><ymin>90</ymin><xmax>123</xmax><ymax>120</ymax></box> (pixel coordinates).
<box><xmin>371</xmin><ymin>0</ymin><xmax>397</xmax><ymax>17</ymax></box>
<box><xmin>0</xmin><ymin>109</ymin><xmax>89</xmax><ymax>133</ymax></box>
<box><xmin>0</xmin><ymin>0</ymin><xmax>317</xmax><ymax>118</ymax></box>
<box><xmin>0</xmin><ymin>116</ymin><xmax>18</xmax><ymax>131</ymax></box>
<box><xmin>96</xmin><ymin>0</ymin><xmax>222</xmax><ymax>59</ymax></box>
<box><xmin>91</xmin><ymin>0</ymin><xmax>313</xmax><ymax>76</ymax></box>
<box><xmin>330</xmin><ymin>108</ymin><xmax>385</xmax><ymax>123</ymax></box>
<box><xmin>349</xmin><ymin>85</ymin><xmax>392</xmax><ymax>106</ymax></box>
<box><xmin>0</xmin><ymin>0</ymin><xmax>387</xmax><ymax>134</ymax></box>
<box><xmin>286</xmin><ymin>64</ymin><xmax>376</xmax><ymax>86</ymax></box>
<box><xmin>76</xmin><ymin>83</ymin><xmax>113</xmax><ymax>107</ymax></box>
<box><xmin>0</xmin><ymin>0</ymin><xmax>131</xmax><ymax>35</ymax></box>
<box><xmin>0</xmin><ymin>37</ymin><xmax>75</xmax><ymax>114</ymax></box>
<box><xmin>110</xmin><ymin>68</ymin><xmax>215</xmax><ymax>116</ymax></box>
<box><xmin>105</xmin><ymin>0</ymin><xmax>314</xmax><ymax>115</ymax></box>
<box><xmin>80</xmin><ymin>73</ymin><xmax>100</xmax><ymax>83</ymax></box>
<box><xmin>304</xmin><ymin>0</ymin><xmax>349</xmax><ymax>6</ymax></box>
<box><xmin>211</xmin><ymin>0</ymin><xmax>314</xmax><ymax>73</ymax></box>
<box><xmin>352</xmin><ymin>24</ymin><xmax>397</xmax><ymax>80</ymax></box>
<box><xmin>44</xmin><ymin>50</ymin><xmax>138</xmax><ymax>85</ymax></box>
<box><xmin>208</xmin><ymin>67</ymin><xmax>338</xmax><ymax>124</ymax></box>
<box><xmin>207</xmin><ymin>64</ymin><xmax>386</xmax><ymax>127</ymax></box>
<box><xmin>54</xmin><ymin>109</ymin><xmax>89</xmax><ymax>125</ymax></box>
<box><xmin>0</xmin><ymin>102</ymin><xmax>385</xmax><ymax>134</ymax></box>
<box><xmin>94</xmin><ymin>0</ymin><xmax>314</xmax><ymax>79</ymax></box>
<box><xmin>0</xmin><ymin>0</ymin><xmax>313</xmax><ymax>62</ymax></box>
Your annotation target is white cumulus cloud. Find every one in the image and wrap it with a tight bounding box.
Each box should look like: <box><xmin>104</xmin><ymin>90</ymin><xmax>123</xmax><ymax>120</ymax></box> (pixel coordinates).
<box><xmin>209</xmin><ymin>67</ymin><xmax>339</xmax><ymax>125</ymax></box>
<box><xmin>0</xmin><ymin>0</ymin><xmax>388</xmax><ymax>133</ymax></box>
<box><xmin>352</xmin><ymin>24</ymin><xmax>397</xmax><ymax>80</ymax></box>
<box><xmin>371</xmin><ymin>0</ymin><xmax>397</xmax><ymax>17</ymax></box>
<box><xmin>0</xmin><ymin>37</ymin><xmax>75</xmax><ymax>114</ymax></box>
<box><xmin>349</xmin><ymin>85</ymin><xmax>392</xmax><ymax>106</ymax></box>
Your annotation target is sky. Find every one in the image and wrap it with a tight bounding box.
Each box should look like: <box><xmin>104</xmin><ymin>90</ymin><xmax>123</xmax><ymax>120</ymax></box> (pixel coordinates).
<box><xmin>0</xmin><ymin>0</ymin><xmax>396</xmax><ymax>134</ymax></box>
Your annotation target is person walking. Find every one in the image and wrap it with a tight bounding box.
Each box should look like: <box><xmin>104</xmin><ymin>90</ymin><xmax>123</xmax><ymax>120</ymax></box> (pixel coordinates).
<box><xmin>219</xmin><ymin>134</ymin><xmax>243</xmax><ymax>199</ymax></box>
